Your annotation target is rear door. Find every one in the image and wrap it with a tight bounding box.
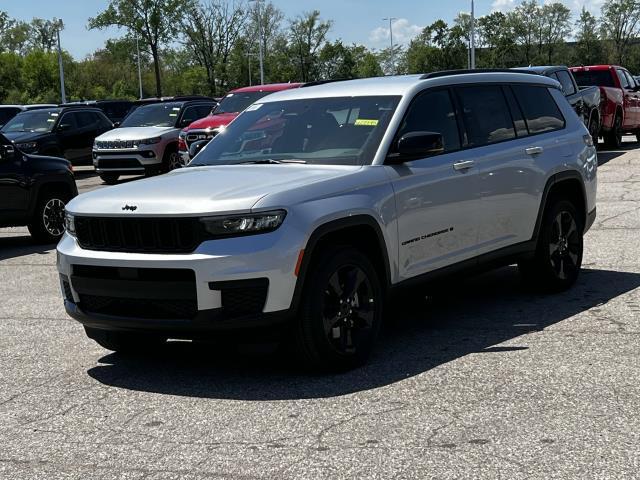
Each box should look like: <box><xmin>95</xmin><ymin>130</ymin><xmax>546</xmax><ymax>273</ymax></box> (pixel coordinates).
<box><xmin>474</xmin><ymin>84</ymin><xmax>568</xmax><ymax>254</ymax></box>
<box><xmin>387</xmin><ymin>88</ymin><xmax>481</xmax><ymax>280</ymax></box>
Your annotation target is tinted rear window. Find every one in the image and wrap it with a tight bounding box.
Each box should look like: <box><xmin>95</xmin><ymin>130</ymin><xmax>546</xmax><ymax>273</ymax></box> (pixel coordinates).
<box><xmin>512</xmin><ymin>85</ymin><xmax>565</xmax><ymax>134</ymax></box>
<box><xmin>456</xmin><ymin>86</ymin><xmax>516</xmax><ymax>147</ymax></box>
<box><xmin>0</xmin><ymin>108</ymin><xmax>20</xmax><ymax>125</ymax></box>
<box><xmin>572</xmin><ymin>70</ymin><xmax>615</xmax><ymax>88</ymax></box>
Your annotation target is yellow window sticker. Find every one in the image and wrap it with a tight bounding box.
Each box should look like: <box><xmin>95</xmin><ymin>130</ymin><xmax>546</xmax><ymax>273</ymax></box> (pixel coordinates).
<box><xmin>354</xmin><ymin>118</ymin><xmax>379</xmax><ymax>126</ymax></box>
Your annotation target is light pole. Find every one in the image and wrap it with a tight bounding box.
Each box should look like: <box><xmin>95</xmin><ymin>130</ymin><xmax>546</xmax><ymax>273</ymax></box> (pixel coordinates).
<box><xmin>136</xmin><ymin>36</ymin><xmax>143</xmax><ymax>99</ymax></box>
<box><xmin>247</xmin><ymin>52</ymin><xmax>258</xmax><ymax>86</ymax></box>
<box><xmin>249</xmin><ymin>0</ymin><xmax>265</xmax><ymax>85</ymax></box>
<box><xmin>382</xmin><ymin>17</ymin><xmax>397</xmax><ymax>75</ymax></box>
<box><xmin>56</xmin><ymin>21</ymin><xmax>66</xmax><ymax>103</ymax></box>
<box><xmin>470</xmin><ymin>0</ymin><xmax>476</xmax><ymax>69</ymax></box>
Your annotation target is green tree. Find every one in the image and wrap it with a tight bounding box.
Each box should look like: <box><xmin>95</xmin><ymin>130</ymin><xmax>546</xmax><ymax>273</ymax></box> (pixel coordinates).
<box><xmin>601</xmin><ymin>0</ymin><xmax>640</xmax><ymax>65</ymax></box>
<box><xmin>539</xmin><ymin>2</ymin><xmax>571</xmax><ymax>64</ymax></box>
<box><xmin>28</xmin><ymin>18</ymin><xmax>63</xmax><ymax>52</ymax></box>
<box><xmin>289</xmin><ymin>10</ymin><xmax>332</xmax><ymax>81</ymax></box>
<box><xmin>510</xmin><ymin>0</ymin><xmax>542</xmax><ymax>65</ymax></box>
<box><xmin>89</xmin><ymin>0</ymin><xmax>189</xmax><ymax>97</ymax></box>
<box><xmin>574</xmin><ymin>7</ymin><xmax>602</xmax><ymax>65</ymax></box>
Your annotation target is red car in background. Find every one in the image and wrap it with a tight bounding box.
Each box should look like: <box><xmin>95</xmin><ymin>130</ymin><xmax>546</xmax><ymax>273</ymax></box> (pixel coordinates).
<box><xmin>179</xmin><ymin>82</ymin><xmax>303</xmax><ymax>160</ymax></box>
<box><xmin>571</xmin><ymin>65</ymin><xmax>640</xmax><ymax>148</ymax></box>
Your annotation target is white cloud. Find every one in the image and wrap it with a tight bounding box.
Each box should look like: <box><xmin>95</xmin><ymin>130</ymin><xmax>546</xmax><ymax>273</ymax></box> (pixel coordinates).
<box><xmin>369</xmin><ymin>18</ymin><xmax>423</xmax><ymax>46</ymax></box>
<box><xmin>491</xmin><ymin>0</ymin><xmax>516</xmax><ymax>12</ymax></box>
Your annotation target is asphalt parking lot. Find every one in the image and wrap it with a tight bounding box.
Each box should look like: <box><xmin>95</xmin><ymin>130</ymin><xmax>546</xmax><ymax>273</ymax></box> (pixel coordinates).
<box><xmin>1</xmin><ymin>146</ymin><xmax>639</xmax><ymax>479</ymax></box>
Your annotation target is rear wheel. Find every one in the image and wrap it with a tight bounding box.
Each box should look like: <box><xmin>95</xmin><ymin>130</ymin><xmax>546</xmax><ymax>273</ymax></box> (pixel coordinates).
<box><xmin>84</xmin><ymin>327</ymin><xmax>166</xmax><ymax>354</ymax></box>
<box><xmin>99</xmin><ymin>173</ymin><xmax>119</xmax><ymax>185</ymax></box>
<box><xmin>28</xmin><ymin>190</ymin><xmax>69</xmax><ymax>244</ymax></box>
<box><xmin>588</xmin><ymin>115</ymin><xmax>600</xmax><ymax>147</ymax></box>
<box><xmin>604</xmin><ymin>114</ymin><xmax>622</xmax><ymax>149</ymax></box>
<box><xmin>519</xmin><ymin>200</ymin><xmax>583</xmax><ymax>292</ymax></box>
<box><xmin>293</xmin><ymin>247</ymin><xmax>383</xmax><ymax>371</ymax></box>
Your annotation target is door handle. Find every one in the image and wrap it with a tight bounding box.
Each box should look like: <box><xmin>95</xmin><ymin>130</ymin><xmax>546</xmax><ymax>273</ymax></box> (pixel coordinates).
<box><xmin>453</xmin><ymin>160</ymin><xmax>475</xmax><ymax>171</ymax></box>
<box><xmin>525</xmin><ymin>146</ymin><xmax>544</xmax><ymax>155</ymax></box>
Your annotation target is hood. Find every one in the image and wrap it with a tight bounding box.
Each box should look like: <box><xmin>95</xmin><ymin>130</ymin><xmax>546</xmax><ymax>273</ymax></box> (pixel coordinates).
<box><xmin>66</xmin><ymin>164</ymin><xmax>362</xmax><ymax>216</ymax></box>
<box><xmin>2</xmin><ymin>131</ymin><xmax>50</xmax><ymax>143</ymax></box>
<box><xmin>185</xmin><ymin>113</ymin><xmax>238</xmax><ymax>131</ymax></box>
<box><xmin>96</xmin><ymin>126</ymin><xmax>176</xmax><ymax>141</ymax></box>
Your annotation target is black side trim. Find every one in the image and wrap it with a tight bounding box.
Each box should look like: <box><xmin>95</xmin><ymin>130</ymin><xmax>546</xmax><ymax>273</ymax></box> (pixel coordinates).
<box><xmin>291</xmin><ymin>215</ymin><xmax>391</xmax><ymax>312</ymax></box>
<box><xmin>393</xmin><ymin>240</ymin><xmax>536</xmax><ymax>290</ymax></box>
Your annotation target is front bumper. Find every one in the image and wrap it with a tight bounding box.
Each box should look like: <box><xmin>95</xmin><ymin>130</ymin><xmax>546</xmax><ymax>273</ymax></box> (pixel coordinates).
<box><xmin>56</xmin><ymin>229</ymin><xmax>303</xmax><ymax>334</ymax></box>
<box><xmin>93</xmin><ymin>145</ymin><xmax>164</xmax><ymax>175</ymax></box>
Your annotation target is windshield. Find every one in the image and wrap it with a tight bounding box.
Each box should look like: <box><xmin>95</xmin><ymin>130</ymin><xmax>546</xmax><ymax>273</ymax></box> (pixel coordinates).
<box><xmin>1</xmin><ymin>109</ymin><xmax>60</xmax><ymax>133</ymax></box>
<box><xmin>573</xmin><ymin>70</ymin><xmax>615</xmax><ymax>88</ymax></box>
<box><xmin>213</xmin><ymin>91</ymin><xmax>273</xmax><ymax>114</ymax></box>
<box><xmin>190</xmin><ymin>96</ymin><xmax>400</xmax><ymax>167</ymax></box>
<box><xmin>119</xmin><ymin>102</ymin><xmax>182</xmax><ymax>127</ymax></box>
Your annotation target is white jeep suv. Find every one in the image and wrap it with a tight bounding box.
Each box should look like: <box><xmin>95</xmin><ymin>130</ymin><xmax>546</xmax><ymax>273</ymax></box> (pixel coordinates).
<box><xmin>92</xmin><ymin>97</ymin><xmax>215</xmax><ymax>184</ymax></box>
<box><xmin>58</xmin><ymin>71</ymin><xmax>597</xmax><ymax>370</ymax></box>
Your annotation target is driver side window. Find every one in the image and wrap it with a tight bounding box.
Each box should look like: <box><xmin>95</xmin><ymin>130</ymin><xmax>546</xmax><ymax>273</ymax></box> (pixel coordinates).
<box><xmin>394</xmin><ymin>89</ymin><xmax>461</xmax><ymax>155</ymax></box>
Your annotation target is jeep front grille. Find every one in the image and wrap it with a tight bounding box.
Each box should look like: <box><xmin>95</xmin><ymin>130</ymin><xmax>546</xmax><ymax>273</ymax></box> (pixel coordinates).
<box><xmin>74</xmin><ymin>216</ymin><xmax>205</xmax><ymax>254</ymax></box>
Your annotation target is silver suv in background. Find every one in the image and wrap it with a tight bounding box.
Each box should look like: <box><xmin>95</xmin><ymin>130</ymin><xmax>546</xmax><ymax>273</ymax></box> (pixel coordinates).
<box><xmin>58</xmin><ymin>71</ymin><xmax>597</xmax><ymax>371</ymax></box>
<box><xmin>92</xmin><ymin>97</ymin><xmax>215</xmax><ymax>184</ymax></box>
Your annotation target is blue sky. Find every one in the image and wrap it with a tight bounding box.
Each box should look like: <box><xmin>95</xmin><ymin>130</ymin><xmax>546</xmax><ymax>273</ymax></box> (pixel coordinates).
<box><xmin>4</xmin><ymin>0</ymin><xmax>605</xmax><ymax>59</ymax></box>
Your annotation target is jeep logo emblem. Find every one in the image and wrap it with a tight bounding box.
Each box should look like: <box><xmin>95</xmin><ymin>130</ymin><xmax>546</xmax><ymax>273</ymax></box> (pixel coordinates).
<box><xmin>122</xmin><ymin>204</ymin><xmax>138</xmax><ymax>211</ymax></box>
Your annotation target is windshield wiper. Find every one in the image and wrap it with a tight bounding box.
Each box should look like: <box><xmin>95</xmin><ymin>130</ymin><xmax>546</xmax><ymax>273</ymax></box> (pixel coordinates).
<box><xmin>237</xmin><ymin>159</ymin><xmax>307</xmax><ymax>165</ymax></box>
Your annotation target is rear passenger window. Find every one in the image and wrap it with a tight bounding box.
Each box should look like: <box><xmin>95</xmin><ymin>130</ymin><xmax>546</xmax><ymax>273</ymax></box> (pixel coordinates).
<box><xmin>617</xmin><ymin>69</ymin><xmax>630</xmax><ymax>89</ymax></box>
<box><xmin>396</xmin><ymin>89</ymin><xmax>460</xmax><ymax>154</ymax></box>
<box><xmin>512</xmin><ymin>85</ymin><xmax>565</xmax><ymax>135</ymax></box>
<box><xmin>556</xmin><ymin>71</ymin><xmax>576</xmax><ymax>96</ymax></box>
<box><xmin>455</xmin><ymin>86</ymin><xmax>515</xmax><ymax>147</ymax></box>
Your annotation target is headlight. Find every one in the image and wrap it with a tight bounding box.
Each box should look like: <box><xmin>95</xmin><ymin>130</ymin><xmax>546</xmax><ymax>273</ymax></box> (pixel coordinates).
<box><xmin>64</xmin><ymin>212</ymin><xmax>76</xmax><ymax>236</ymax></box>
<box><xmin>17</xmin><ymin>141</ymin><xmax>37</xmax><ymax>152</ymax></box>
<box><xmin>139</xmin><ymin>137</ymin><xmax>162</xmax><ymax>145</ymax></box>
<box><xmin>200</xmin><ymin>210</ymin><xmax>286</xmax><ymax>237</ymax></box>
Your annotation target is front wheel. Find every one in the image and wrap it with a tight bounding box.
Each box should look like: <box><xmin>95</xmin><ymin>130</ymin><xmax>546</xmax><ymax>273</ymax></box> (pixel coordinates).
<box><xmin>28</xmin><ymin>191</ymin><xmax>69</xmax><ymax>244</ymax></box>
<box><xmin>84</xmin><ymin>327</ymin><xmax>166</xmax><ymax>354</ymax></box>
<box><xmin>99</xmin><ymin>173</ymin><xmax>119</xmax><ymax>185</ymax></box>
<box><xmin>519</xmin><ymin>200</ymin><xmax>583</xmax><ymax>292</ymax></box>
<box><xmin>163</xmin><ymin>146</ymin><xmax>183</xmax><ymax>172</ymax></box>
<box><xmin>588</xmin><ymin>115</ymin><xmax>600</xmax><ymax>147</ymax></box>
<box><xmin>294</xmin><ymin>247</ymin><xmax>383</xmax><ymax>371</ymax></box>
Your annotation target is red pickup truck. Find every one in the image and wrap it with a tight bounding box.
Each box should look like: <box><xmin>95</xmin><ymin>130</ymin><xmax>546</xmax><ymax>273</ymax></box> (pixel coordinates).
<box><xmin>178</xmin><ymin>82</ymin><xmax>303</xmax><ymax>161</ymax></box>
<box><xmin>571</xmin><ymin>65</ymin><xmax>640</xmax><ymax>148</ymax></box>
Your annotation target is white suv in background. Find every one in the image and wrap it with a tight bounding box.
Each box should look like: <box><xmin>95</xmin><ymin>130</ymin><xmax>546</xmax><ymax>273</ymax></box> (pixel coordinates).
<box><xmin>92</xmin><ymin>97</ymin><xmax>215</xmax><ymax>184</ymax></box>
<box><xmin>58</xmin><ymin>71</ymin><xmax>597</xmax><ymax>371</ymax></box>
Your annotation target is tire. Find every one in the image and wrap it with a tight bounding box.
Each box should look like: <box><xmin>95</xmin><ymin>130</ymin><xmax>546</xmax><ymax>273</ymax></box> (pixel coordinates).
<box><xmin>588</xmin><ymin>115</ymin><xmax>599</xmax><ymax>147</ymax></box>
<box><xmin>293</xmin><ymin>247</ymin><xmax>384</xmax><ymax>371</ymax></box>
<box><xmin>99</xmin><ymin>173</ymin><xmax>119</xmax><ymax>185</ymax></box>
<box><xmin>519</xmin><ymin>199</ymin><xmax>583</xmax><ymax>292</ymax></box>
<box><xmin>162</xmin><ymin>145</ymin><xmax>183</xmax><ymax>172</ymax></box>
<box><xmin>84</xmin><ymin>327</ymin><xmax>166</xmax><ymax>354</ymax></box>
<box><xmin>27</xmin><ymin>189</ymin><xmax>70</xmax><ymax>244</ymax></box>
<box><xmin>604</xmin><ymin>114</ymin><xmax>622</xmax><ymax>149</ymax></box>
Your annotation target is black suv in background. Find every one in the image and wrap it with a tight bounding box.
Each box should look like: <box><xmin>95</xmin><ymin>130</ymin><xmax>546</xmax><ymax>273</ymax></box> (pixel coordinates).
<box><xmin>0</xmin><ymin>106</ymin><xmax>114</xmax><ymax>165</ymax></box>
<box><xmin>62</xmin><ymin>100</ymin><xmax>134</xmax><ymax>125</ymax></box>
<box><xmin>0</xmin><ymin>133</ymin><xmax>77</xmax><ymax>243</ymax></box>
<box><xmin>0</xmin><ymin>104</ymin><xmax>58</xmax><ymax>128</ymax></box>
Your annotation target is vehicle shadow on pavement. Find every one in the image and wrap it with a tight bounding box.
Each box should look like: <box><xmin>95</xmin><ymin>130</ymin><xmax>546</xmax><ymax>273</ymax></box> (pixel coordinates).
<box><xmin>87</xmin><ymin>266</ymin><xmax>640</xmax><ymax>399</ymax></box>
<box><xmin>0</xmin><ymin>235</ymin><xmax>55</xmax><ymax>261</ymax></box>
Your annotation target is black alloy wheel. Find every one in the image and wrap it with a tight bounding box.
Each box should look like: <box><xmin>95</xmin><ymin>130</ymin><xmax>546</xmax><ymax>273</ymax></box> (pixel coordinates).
<box><xmin>604</xmin><ymin>115</ymin><xmax>623</xmax><ymax>149</ymax></box>
<box><xmin>295</xmin><ymin>247</ymin><xmax>383</xmax><ymax>371</ymax></box>
<box><xmin>28</xmin><ymin>192</ymin><xmax>68</xmax><ymax>244</ymax></box>
<box><xmin>519</xmin><ymin>199</ymin><xmax>583</xmax><ymax>292</ymax></box>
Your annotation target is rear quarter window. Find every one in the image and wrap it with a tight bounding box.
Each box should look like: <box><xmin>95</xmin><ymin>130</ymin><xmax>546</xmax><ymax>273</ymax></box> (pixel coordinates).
<box><xmin>511</xmin><ymin>85</ymin><xmax>565</xmax><ymax>135</ymax></box>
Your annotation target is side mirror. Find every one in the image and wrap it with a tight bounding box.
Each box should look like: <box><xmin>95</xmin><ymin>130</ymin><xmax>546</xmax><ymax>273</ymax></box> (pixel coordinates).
<box><xmin>113</xmin><ymin>121</ymin><xmax>120</xmax><ymax>128</ymax></box>
<box><xmin>0</xmin><ymin>144</ymin><xmax>16</xmax><ymax>161</ymax></box>
<box><xmin>189</xmin><ymin>139</ymin><xmax>209</xmax><ymax>159</ymax></box>
<box><xmin>387</xmin><ymin>131</ymin><xmax>445</xmax><ymax>164</ymax></box>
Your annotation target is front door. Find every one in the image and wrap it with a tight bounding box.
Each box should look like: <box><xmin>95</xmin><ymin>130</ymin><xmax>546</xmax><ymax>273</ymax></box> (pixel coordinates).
<box><xmin>0</xmin><ymin>135</ymin><xmax>28</xmax><ymax>221</ymax></box>
<box><xmin>386</xmin><ymin>88</ymin><xmax>481</xmax><ymax>281</ymax></box>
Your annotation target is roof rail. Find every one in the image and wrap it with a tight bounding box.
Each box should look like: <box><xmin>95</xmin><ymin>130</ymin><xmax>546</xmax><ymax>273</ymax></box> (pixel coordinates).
<box><xmin>420</xmin><ymin>69</ymin><xmax>540</xmax><ymax>80</ymax></box>
<box><xmin>301</xmin><ymin>79</ymin><xmax>349</xmax><ymax>88</ymax></box>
